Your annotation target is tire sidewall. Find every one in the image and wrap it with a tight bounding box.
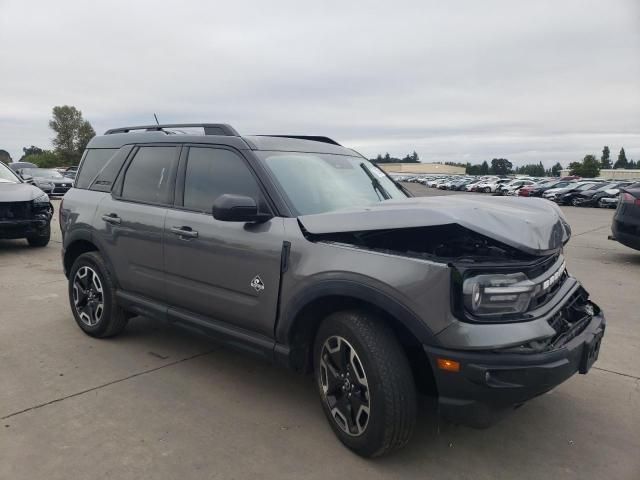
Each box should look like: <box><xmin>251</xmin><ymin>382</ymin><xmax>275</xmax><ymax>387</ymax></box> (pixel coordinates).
<box><xmin>68</xmin><ymin>253</ymin><xmax>115</xmax><ymax>336</ymax></box>
<box><xmin>313</xmin><ymin>315</ymin><xmax>391</xmax><ymax>455</ymax></box>
<box><xmin>27</xmin><ymin>224</ymin><xmax>51</xmax><ymax>247</ymax></box>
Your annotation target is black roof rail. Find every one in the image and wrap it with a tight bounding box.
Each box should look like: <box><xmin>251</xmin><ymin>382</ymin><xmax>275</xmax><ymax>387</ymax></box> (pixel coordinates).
<box><xmin>104</xmin><ymin>123</ymin><xmax>239</xmax><ymax>136</ymax></box>
<box><xmin>259</xmin><ymin>135</ymin><xmax>342</xmax><ymax>146</ymax></box>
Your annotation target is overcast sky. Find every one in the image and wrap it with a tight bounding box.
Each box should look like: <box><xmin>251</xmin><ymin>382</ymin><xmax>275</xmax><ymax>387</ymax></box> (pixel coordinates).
<box><xmin>1</xmin><ymin>0</ymin><xmax>639</xmax><ymax>167</ymax></box>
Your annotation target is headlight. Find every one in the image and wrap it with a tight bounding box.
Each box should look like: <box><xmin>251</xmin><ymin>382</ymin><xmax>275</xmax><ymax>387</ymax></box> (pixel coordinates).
<box><xmin>33</xmin><ymin>194</ymin><xmax>50</xmax><ymax>204</ymax></box>
<box><xmin>463</xmin><ymin>273</ymin><xmax>536</xmax><ymax>318</ymax></box>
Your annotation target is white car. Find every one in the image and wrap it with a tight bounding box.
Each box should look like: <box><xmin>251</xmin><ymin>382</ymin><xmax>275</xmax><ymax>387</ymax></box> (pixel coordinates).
<box><xmin>502</xmin><ymin>179</ymin><xmax>536</xmax><ymax>195</ymax></box>
<box><xmin>477</xmin><ymin>178</ymin><xmax>510</xmax><ymax>193</ymax></box>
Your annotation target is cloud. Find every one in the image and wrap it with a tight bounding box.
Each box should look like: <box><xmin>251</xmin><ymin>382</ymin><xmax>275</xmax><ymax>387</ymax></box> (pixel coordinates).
<box><xmin>1</xmin><ymin>0</ymin><xmax>639</xmax><ymax>166</ymax></box>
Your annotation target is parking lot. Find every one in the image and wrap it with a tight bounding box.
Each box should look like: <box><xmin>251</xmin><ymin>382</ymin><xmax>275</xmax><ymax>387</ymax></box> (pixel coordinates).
<box><xmin>1</xmin><ymin>188</ymin><xmax>639</xmax><ymax>479</ymax></box>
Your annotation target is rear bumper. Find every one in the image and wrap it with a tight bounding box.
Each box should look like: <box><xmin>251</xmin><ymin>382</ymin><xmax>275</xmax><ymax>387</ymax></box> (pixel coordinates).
<box><xmin>424</xmin><ymin>311</ymin><xmax>605</xmax><ymax>428</ymax></box>
<box><xmin>612</xmin><ymin>220</ymin><xmax>640</xmax><ymax>251</ymax></box>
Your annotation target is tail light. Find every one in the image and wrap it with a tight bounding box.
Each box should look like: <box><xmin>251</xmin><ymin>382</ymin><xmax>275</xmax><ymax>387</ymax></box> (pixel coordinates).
<box><xmin>621</xmin><ymin>192</ymin><xmax>640</xmax><ymax>205</ymax></box>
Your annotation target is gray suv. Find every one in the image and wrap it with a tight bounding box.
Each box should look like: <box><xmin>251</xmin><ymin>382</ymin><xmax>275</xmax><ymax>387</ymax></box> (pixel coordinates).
<box><xmin>60</xmin><ymin>124</ymin><xmax>605</xmax><ymax>457</ymax></box>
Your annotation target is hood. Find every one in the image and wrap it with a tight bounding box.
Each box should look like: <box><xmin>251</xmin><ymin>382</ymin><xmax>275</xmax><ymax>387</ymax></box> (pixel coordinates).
<box><xmin>299</xmin><ymin>195</ymin><xmax>571</xmax><ymax>256</ymax></box>
<box><xmin>0</xmin><ymin>183</ymin><xmax>47</xmax><ymax>202</ymax></box>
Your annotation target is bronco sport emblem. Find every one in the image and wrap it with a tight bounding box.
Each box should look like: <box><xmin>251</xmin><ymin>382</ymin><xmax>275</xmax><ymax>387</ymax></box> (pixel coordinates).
<box><xmin>250</xmin><ymin>275</ymin><xmax>265</xmax><ymax>293</ymax></box>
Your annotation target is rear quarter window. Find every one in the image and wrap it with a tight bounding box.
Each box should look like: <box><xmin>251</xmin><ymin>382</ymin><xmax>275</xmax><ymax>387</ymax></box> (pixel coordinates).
<box><xmin>75</xmin><ymin>149</ymin><xmax>119</xmax><ymax>189</ymax></box>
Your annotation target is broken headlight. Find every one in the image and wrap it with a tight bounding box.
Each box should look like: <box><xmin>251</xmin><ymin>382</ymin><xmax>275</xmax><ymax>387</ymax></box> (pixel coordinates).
<box><xmin>463</xmin><ymin>273</ymin><xmax>536</xmax><ymax>318</ymax></box>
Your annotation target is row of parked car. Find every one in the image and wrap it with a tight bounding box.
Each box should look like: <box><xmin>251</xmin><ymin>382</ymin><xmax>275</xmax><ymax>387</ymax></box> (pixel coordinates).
<box><xmin>6</xmin><ymin>162</ymin><xmax>77</xmax><ymax>196</ymax></box>
<box><xmin>396</xmin><ymin>174</ymin><xmax>639</xmax><ymax>209</ymax></box>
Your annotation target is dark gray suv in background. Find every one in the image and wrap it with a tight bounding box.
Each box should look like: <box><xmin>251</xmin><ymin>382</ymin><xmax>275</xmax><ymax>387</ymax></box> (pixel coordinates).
<box><xmin>60</xmin><ymin>123</ymin><xmax>605</xmax><ymax>457</ymax></box>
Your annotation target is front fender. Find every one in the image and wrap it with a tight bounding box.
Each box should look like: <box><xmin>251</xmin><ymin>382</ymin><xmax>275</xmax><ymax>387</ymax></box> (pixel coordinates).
<box><xmin>276</xmin><ymin>274</ymin><xmax>441</xmax><ymax>347</ymax></box>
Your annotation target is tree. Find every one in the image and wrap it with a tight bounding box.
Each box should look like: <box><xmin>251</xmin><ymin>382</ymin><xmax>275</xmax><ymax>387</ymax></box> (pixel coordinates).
<box><xmin>0</xmin><ymin>149</ymin><xmax>11</xmax><ymax>164</ymax></box>
<box><xmin>49</xmin><ymin>105</ymin><xmax>95</xmax><ymax>165</ymax></box>
<box><xmin>20</xmin><ymin>146</ymin><xmax>44</xmax><ymax>161</ymax></box>
<box><xmin>614</xmin><ymin>147</ymin><xmax>628</xmax><ymax>169</ymax></box>
<box><xmin>627</xmin><ymin>159</ymin><xmax>637</xmax><ymax>169</ymax></box>
<box><xmin>569</xmin><ymin>154</ymin><xmax>600</xmax><ymax>178</ymax></box>
<box><xmin>600</xmin><ymin>146</ymin><xmax>611</xmax><ymax>169</ymax></box>
<box><xmin>77</xmin><ymin>120</ymin><xmax>96</xmax><ymax>153</ymax></box>
<box><xmin>480</xmin><ymin>160</ymin><xmax>489</xmax><ymax>175</ymax></box>
<box><xmin>551</xmin><ymin>162</ymin><xmax>563</xmax><ymax>177</ymax></box>
<box><xmin>24</xmin><ymin>150</ymin><xmax>63</xmax><ymax>168</ymax></box>
<box><xmin>489</xmin><ymin>158</ymin><xmax>512</xmax><ymax>175</ymax></box>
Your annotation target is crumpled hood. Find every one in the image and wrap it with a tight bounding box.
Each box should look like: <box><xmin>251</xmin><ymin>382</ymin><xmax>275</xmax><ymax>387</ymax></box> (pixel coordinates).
<box><xmin>0</xmin><ymin>182</ymin><xmax>47</xmax><ymax>202</ymax></box>
<box><xmin>299</xmin><ymin>195</ymin><xmax>571</xmax><ymax>256</ymax></box>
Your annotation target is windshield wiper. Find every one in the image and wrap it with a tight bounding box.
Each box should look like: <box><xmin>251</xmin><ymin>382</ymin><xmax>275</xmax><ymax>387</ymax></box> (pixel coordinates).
<box><xmin>360</xmin><ymin>163</ymin><xmax>391</xmax><ymax>200</ymax></box>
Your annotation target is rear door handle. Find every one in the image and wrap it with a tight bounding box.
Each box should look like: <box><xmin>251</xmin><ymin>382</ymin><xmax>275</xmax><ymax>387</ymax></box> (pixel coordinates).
<box><xmin>101</xmin><ymin>213</ymin><xmax>121</xmax><ymax>225</ymax></box>
<box><xmin>170</xmin><ymin>226</ymin><xmax>198</xmax><ymax>238</ymax></box>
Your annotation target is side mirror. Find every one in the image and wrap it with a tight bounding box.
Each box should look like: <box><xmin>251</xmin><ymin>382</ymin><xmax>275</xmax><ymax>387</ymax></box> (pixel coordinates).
<box><xmin>20</xmin><ymin>173</ymin><xmax>34</xmax><ymax>183</ymax></box>
<box><xmin>212</xmin><ymin>194</ymin><xmax>273</xmax><ymax>223</ymax></box>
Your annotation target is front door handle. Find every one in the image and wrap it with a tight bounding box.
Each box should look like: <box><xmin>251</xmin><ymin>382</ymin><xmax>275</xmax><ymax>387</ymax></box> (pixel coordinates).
<box><xmin>101</xmin><ymin>213</ymin><xmax>121</xmax><ymax>225</ymax></box>
<box><xmin>170</xmin><ymin>226</ymin><xmax>198</xmax><ymax>239</ymax></box>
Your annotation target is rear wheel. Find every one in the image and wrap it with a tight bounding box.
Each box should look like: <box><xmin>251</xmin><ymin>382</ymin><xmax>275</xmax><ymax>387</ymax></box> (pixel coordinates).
<box><xmin>314</xmin><ymin>310</ymin><xmax>417</xmax><ymax>457</ymax></box>
<box><xmin>68</xmin><ymin>252</ymin><xmax>128</xmax><ymax>338</ymax></box>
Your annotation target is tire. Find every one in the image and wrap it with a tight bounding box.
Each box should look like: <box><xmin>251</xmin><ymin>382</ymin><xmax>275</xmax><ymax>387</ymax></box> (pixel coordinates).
<box><xmin>314</xmin><ymin>310</ymin><xmax>417</xmax><ymax>457</ymax></box>
<box><xmin>68</xmin><ymin>251</ymin><xmax>128</xmax><ymax>338</ymax></box>
<box><xmin>597</xmin><ymin>198</ymin><xmax>606</xmax><ymax>208</ymax></box>
<box><xmin>484</xmin><ymin>187</ymin><xmax>491</xmax><ymax>193</ymax></box>
<box><xmin>27</xmin><ymin>224</ymin><xmax>50</xmax><ymax>247</ymax></box>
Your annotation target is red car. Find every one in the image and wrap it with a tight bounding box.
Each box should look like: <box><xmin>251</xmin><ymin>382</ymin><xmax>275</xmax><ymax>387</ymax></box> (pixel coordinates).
<box><xmin>518</xmin><ymin>185</ymin><xmax>535</xmax><ymax>196</ymax></box>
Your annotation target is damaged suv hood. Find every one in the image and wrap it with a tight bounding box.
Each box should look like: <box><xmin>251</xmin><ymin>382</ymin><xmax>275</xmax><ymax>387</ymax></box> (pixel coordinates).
<box><xmin>298</xmin><ymin>196</ymin><xmax>571</xmax><ymax>256</ymax></box>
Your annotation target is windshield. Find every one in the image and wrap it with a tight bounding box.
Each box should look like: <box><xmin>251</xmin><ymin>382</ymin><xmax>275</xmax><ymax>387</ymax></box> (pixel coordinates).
<box><xmin>23</xmin><ymin>168</ymin><xmax>63</xmax><ymax>178</ymax></box>
<box><xmin>258</xmin><ymin>152</ymin><xmax>408</xmax><ymax>215</ymax></box>
<box><xmin>0</xmin><ymin>162</ymin><xmax>21</xmax><ymax>183</ymax></box>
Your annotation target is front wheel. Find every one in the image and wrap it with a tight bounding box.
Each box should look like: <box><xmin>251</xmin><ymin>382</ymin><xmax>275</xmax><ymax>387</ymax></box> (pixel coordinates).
<box><xmin>314</xmin><ymin>310</ymin><xmax>417</xmax><ymax>457</ymax></box>
<box><xmin>68</xmin><ymin>252</ymin><xmax>128</xmax><ymax>338</ymax></box>
<box><xmin>27</xmin><ymin>224</ymin><xmax>50</xmax><ymax>247</ymax></box>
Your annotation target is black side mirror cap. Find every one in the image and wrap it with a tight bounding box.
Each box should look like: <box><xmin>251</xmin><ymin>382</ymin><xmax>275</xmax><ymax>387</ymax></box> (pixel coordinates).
<box><xmin>212</xmin><ymin>194</ymin><xmax>273</xmax><ymax>223</ymax></box>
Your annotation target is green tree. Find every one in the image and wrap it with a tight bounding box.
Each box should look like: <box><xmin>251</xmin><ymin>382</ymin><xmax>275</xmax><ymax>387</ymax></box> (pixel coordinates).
<box><xmin>20</xmin><ymin>146</ymin><xmax>44</xmax><ymax>161</ymax></box>
<box><xmin>77</xmin><ymin>120</ymin><xmax>96</xmax><ymax>153</ymax></box>
<box><xmin>613</xmin><ymin>147</ymin><xmax>628</xmax><ymax>169</ymax></box>
<box><xmin>600</xmin><ymin>146</ymin><xmax>611</xmax><ymax>169</ymax></box>
<box><xmin>49</xmin><ymin>105</ymin><xmax>95</xmax><ymax>165</ymax></box>
<box><xmin>569</xmin><ymin>154</ymin><xmax>600</xmax><ymax>178</ymax></box>
<box><xmin>24</xmin><ymin>150</ymin><xmax>63</xmax><ymax>168</ymax></box>
<box><xmin>551</xmin><ymin>162</ymin><xmax>563</xmax><ymax>177</ymax></box>
<box><xmin>0</xmin><ymin>149</ymin><xmax>11</xmax><ymax>164</ymax></box>
<box><xmin>627</xmin><ymin>159</ymin><xmax>636</xmax><ymax>169</ymax></box>
<box><xmin>489</xmin><ymin>158</ymin><xmax>512</xmax><ymax>175</ymax></box>
<box><xmin>480</xmin><ymin>160</ymin><xmax>489</xmax><ymax>175</ymax></box>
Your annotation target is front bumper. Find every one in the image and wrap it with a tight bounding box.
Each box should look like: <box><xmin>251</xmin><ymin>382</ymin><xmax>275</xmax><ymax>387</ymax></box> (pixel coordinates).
<box><xmin>0</xmin><ymin>218</ymin><xmax>50</xmax><ymax>239</ymax></box>
<box><xmin>424</xmin><ymin>309</ymin><xmax>605</xmax><ymax>428</ymax></box>
<box><xmin>0</xmin><ymin>202</ymin><xmax>53</xmax><ymax>239</ymax></box>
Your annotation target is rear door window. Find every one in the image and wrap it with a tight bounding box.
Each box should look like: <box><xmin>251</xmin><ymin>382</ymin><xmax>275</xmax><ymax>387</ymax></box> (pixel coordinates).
<box><xmin>121</xmin><ymin>146</ymin><xmax>178</xmax><ymax>204</ymax></box>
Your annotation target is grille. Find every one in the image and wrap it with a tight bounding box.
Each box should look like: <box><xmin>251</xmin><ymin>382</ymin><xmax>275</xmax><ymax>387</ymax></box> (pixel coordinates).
<box><xmin>0</xmin><ymin>201</ymin><xmax>30</xmax><ymax>220</ymax></box>
<box><xmin>545</xmin><ymin>289</ymin><xmax>592</xmax><ymax>350</ymax></box>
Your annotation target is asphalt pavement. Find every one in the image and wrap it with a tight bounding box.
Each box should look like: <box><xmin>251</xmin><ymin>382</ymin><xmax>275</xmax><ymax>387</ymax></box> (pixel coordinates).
<box><xmin>1</xmin><ymin>189</ymin><xmax>638</xmax><ymax>479</ymax></box>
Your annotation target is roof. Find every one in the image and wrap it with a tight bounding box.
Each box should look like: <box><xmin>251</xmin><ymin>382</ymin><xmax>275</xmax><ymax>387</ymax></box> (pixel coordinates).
<box><xmin>87</xmin><ymin>124</ymin><xmax>357</xmax><ymax>156</ymax></box>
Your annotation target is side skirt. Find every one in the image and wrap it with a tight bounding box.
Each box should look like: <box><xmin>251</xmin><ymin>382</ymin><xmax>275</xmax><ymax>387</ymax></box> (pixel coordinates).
<box><xmin>115</xmin><ymin>290</ymin><xmax>291</xmax><ymax>364</ymax></box>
